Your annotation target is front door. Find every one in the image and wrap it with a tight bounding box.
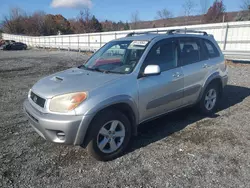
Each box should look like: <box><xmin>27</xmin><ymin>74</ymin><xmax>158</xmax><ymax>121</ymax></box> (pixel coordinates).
<box><xmin>137</xmin><ymin>38</ymin><xmax>184</xmax><ymax>122</ymax></box>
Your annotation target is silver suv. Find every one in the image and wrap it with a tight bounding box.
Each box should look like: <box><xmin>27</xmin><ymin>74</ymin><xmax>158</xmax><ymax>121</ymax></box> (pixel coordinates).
<box><xmin>24</xmin><ymin>30</ymin><xmax>228</xmax><ymax>161</ymax></box>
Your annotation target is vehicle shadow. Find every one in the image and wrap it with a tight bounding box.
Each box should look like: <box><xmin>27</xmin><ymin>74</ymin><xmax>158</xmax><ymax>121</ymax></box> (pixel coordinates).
<box><xmin>129</xmin><ymin>85</ymin><xmax>250</xmax><ymax>152</ymax></box>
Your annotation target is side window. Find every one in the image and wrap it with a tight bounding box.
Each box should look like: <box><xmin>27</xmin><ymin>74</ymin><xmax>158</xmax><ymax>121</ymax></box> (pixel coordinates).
<box><xmin>203</xmin><ymin>39</ymin><xmax>220</xmax><ymax>58</ymax></box>
<box><xmin>143</xmin><ymin>39</ymin><xmax>178</xmax><ymax>72</ymax></box>
<box><xmin>179</xmin><ymin>38</ymin><xmax>207</xmax><ymax>66</ymax></box>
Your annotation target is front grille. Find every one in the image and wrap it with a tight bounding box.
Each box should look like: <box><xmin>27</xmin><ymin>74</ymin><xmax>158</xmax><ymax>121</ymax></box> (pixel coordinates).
<box><xmin>30</xmin><ymin>91</ymin><xmax>46</xmax><ymax>108</ymax></box>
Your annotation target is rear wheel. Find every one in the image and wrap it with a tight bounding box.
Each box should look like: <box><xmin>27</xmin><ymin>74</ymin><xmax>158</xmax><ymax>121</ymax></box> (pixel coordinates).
<box><xmin>86</xmin><ymin>110</ymin><xmax>132</xmax><ymax>161</ymax></box>
<box><xmin>199</xmin><ymin>83</ymin><xmax>220</xmax><ymax>115</ymax></box>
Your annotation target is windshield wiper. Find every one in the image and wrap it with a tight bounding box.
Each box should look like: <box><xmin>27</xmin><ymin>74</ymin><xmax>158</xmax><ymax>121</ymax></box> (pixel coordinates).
<box><xmin>104</xmin><ymin>70</ymin><xmax>125</xmax><ymax>74</ymax></box>
<box><xmin>80</xmin><ymin>66</ymin><xmax>107</xmax><ymax>73</ymax></box>
<box><xmin>93</xmin><ymin>68</ymin><xmax>125</xmax><ymax>74</ymax></box>
<box><xmin>78</xmin><ymin>65</ymin><xmax>100</xmax><ymax>72</ymax></box>
<box><xmin>78</xmin><ymin>64</ymin><xmax>88</xmax><ymax>70</ymax></box>
<box><xmin>78</xmin><ymin>65</ymin><xmax>125</xmax><ymax>74</ymax></box>
<box><xmin>92</xmin><ymin>67</ymin><xmax>105</xmax><ymax>73</ymax></box>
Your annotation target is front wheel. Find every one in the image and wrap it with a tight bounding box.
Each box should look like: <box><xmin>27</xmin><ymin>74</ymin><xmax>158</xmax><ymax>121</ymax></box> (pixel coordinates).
<box><xmin>198</xmin><ymin>83</ymin><xmax>220</xmax><ymax>115</ymax></box>
<box><xmin>86</xmin><ymin>110</ymin><xmax>132</xmax><ymax>161</ymax></box>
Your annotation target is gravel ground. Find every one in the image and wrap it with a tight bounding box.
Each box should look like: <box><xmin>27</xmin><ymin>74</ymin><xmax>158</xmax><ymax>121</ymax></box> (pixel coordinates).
<box><xmin>0</xmin><ymin>49</ymin><xmax>250</xmax><ymax>188</ymax></box>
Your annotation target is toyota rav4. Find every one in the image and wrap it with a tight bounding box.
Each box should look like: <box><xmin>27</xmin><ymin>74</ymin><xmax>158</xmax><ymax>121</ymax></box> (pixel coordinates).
<box><xmin>24</xmin><ymin>29</ymin><xmax>228</xmax><ymax>161</ymax></box>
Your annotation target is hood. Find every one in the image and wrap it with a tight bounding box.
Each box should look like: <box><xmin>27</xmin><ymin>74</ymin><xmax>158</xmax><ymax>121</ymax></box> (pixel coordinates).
<box><xmin>32</xmin><ymin>67</ymin><xmax>123</xmax><ymax>98</ymax></box>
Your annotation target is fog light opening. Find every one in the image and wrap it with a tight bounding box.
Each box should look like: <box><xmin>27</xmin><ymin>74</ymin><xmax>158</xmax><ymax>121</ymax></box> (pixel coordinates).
<box><xmin>56</xmin><ymin>131</ymin><xmax>65</xmax><ymax>140</ymax></box>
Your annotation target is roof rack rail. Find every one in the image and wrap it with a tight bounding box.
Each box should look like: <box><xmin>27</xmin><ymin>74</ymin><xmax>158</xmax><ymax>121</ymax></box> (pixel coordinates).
<box><xmin>167</xmin><ymin>29</ymin><xmax>208</xmax><ymax>36</ymax></box>
<box><xmin>126</xmin><ymin>29</ymin><xmax>170</xmax><ymax>37</ymax></box>
<box><xmin>126</xmin><ymin>29</ymin><xmax>208</xmax><ymax>37</ymax></box>
<box><xmin>126</xmin><ymin>32</ymin><xmax>149</xmax><ymax>37</ymax></box>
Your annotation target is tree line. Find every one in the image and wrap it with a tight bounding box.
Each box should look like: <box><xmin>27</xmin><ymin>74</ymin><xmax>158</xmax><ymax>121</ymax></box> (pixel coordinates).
<box><xmin>1</xmin><ymin>0</ymin><xmax>250</xmax><ymax>36</ymax></box>
<box><xmin>1</xmin><ymin>8</ymin><xmax>130</xmax><ymax>36</ymax></box>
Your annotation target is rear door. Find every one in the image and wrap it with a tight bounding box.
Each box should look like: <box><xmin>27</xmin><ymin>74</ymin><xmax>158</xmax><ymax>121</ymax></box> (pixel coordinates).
<box><xmin>137</xmin><ymin>38</ymin><xmax>184</xmax><ymax>122</ymax></box>
<box><xmin>178</xmin><ymin>37</ymin><xmax>210</xmax><ymax>105</ymax></box>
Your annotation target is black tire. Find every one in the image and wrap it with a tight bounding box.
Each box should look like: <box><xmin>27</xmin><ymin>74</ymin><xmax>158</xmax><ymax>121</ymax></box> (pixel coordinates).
<box><xmin>86</xmin><ymin>109</ymin><xmax>132</xmax><ymax>161</ymax></box>
<box><xmin>198</xmin><ymin>82</ymin><xmax>220</xmax><ymax>116</ymax></box>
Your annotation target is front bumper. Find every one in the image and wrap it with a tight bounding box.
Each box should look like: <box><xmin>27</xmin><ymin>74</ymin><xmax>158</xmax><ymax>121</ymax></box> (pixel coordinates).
<box><xmin>23</xmin><ymin>99</ymin><xmax>92</xmax><ymax>145</ymax></box>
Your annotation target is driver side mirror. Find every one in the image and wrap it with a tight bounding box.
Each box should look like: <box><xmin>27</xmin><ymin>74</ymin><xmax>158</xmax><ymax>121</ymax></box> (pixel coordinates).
<box><xmin>143</xmin><ymin>65</ymin><xmax>161</xmax><ymax>77</ymax></box>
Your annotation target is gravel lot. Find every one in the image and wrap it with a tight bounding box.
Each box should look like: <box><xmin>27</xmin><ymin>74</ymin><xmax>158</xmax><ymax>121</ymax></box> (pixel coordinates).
<box><xmin>0</xmin><ymin>49</ymin><xmax>250</xmax><ymax>188</ymax></box>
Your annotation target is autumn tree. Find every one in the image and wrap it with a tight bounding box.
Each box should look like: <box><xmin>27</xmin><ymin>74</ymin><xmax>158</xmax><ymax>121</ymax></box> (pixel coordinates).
<box><xmin>43</xmin><ymin>14</ymin><xmax>57</xmax><ymax>35</ymax></box>
<box><xmin>54</xmin><ymin>15</ymin><xmax>72</xmax><ymax>34</ymax></box>
<box><xmin>204</xmin><ymin>0</ymin><xmax>226</xmax><ymax>23</ymax></box>
<box><xmin>43</xmin><ymin>14</ymin><xmax>72</xmax><ymax>35</ymax></box>
<box><xmin>101</xmin><ymin>20</ymin><xmax>130</xmax><ymax>32</ymax></box>
<box><xmin>114</xmin><ymin>21</ymin><xmax>130</xmax><ymax>30</ymax></box>
<box><xmin>2</xmin><ymin>8</ymin><xmax>72</xmax><ymax>35</ymax></box>
<box><xmin>2</xmin><ymin>7</ymin><xmax>125</xmax><ymax>35</ymax></box>
<box><xmin>101</xmin><ymin>20</ymin><xmax>114</xmax><ymax>31</ymax></box>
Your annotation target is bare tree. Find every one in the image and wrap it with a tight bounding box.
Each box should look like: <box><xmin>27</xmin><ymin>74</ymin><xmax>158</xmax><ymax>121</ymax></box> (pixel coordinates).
<box><xmin>131</xmin><ymin>10</ymin><xmax>140</xmax><ymax>29</ymax></box>
<box><xmin>236</xmin><ymin>0</ymin><xmax>250</xmax><ymax>21</ymax></box>
<box><xmin>72</xmin><ymin>8</ymin><xmax>93</xmax><ymax>33</ymax></box>
<box><xmin>156</xmin><ymin>8</ymin><xmax>173</xmax><ymax>27</ymax></box>
<box><xmin>32</xmin><ymin>11</ymin><xmax>46</xmax><ymax>34</ymax></box>
<box><xmin>2</xmin><ymin>16</ymin><xmax>13</xmax><ymax>33</ymax></box>
<box><xmin>200</xmin><ymin>0</ymin><xmax>210</xmax><ymax>14</ymax></box>
<box><xmin>79</xmin><ymin>8</ymin><xmax>92</xmax><ymax>23</ymax></box>
<box><xmin>9</xmin><ymin>7</ymin><xmax>25</xmax><ymax>20</ymax></box>
<box><xmin>241</xmin><ymin>0</ymin><xmax>250</xmax><ymax>10</ymax></box>
<box><xmin>2</xmin><ymin>7</ymin><xmax>26</xmax><ymax>34</ymax></box>
<box><xmin>156</xmin><ymin>8</ymin><xmax>173</xmax><ymax>20</ymax></box>
<box><xmin>183</xmin><ymin>0</ymin><xmax>197</xmax><ymax>17</ymax></box>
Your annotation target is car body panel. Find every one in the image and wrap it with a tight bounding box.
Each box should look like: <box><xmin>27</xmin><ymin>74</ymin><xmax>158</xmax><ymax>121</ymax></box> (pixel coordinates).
<box><xmin>23</xmin><ymin>99</ymin><xmax>85</xmax><ymax>145</ymax></box>
<box><xmin>137</xmin><ymin>67</ymin><xmax>184</xmax><ymax>122</ymax></box>
<box><xmin>32</xmin><ymin>67</ymin><xmax>124</xmax><ymax>98</ymax></box>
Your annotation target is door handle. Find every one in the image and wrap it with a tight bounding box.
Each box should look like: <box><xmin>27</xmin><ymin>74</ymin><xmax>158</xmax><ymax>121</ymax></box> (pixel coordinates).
<box><xmin>173</xmin><ymin>72</ymin><xmax>183</xmax><ymax>78</ymax></box>
<box><xmin>203</xmin><ymin>64</ymin><xmax>210</xmax><ymax>68</ymax></box>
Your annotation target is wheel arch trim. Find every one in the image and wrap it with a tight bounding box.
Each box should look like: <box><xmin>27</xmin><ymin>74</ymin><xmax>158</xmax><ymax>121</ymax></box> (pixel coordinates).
<box><xmin>75</xmin><ymin>95</ymin><xmax>139</xmax><ymax>146</ymax></box>
<box><xmin>198</xmin><ymin>72</ymin><xmax>223</xmax><ymax>101</ymax></box>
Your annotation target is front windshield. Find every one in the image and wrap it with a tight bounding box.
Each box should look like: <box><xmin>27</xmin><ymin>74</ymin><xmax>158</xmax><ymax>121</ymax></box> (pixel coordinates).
<box><xmin>82</xmin><ymin>40</ymin><xmax>149</xmax><ymax>74</ymax></box>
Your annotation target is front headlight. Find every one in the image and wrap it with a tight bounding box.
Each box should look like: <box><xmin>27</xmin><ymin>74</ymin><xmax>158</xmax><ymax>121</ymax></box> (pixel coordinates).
<box><xmin>49</xmin><ymin>92</ymin><xmax>87</xmax><ymax>113</ymax></box>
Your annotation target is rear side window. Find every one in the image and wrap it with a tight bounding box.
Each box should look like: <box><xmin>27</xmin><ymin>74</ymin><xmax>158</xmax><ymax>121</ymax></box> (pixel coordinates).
<box><xmin>203</xmin><ymin>39</ymin><xmax>220</xmax><ymax>58</ymax></box>
<box><xmin>179</xmin><ymin>38</ymin><xmax>207</xmax><ymax>66</ymax></box>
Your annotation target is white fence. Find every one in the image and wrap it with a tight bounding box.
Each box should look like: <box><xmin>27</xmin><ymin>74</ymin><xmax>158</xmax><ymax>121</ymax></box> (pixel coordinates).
<box><xmin>2</xmin><ymin>21</ymin><xmax>250</xmax><ymax>54</ymax></box>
